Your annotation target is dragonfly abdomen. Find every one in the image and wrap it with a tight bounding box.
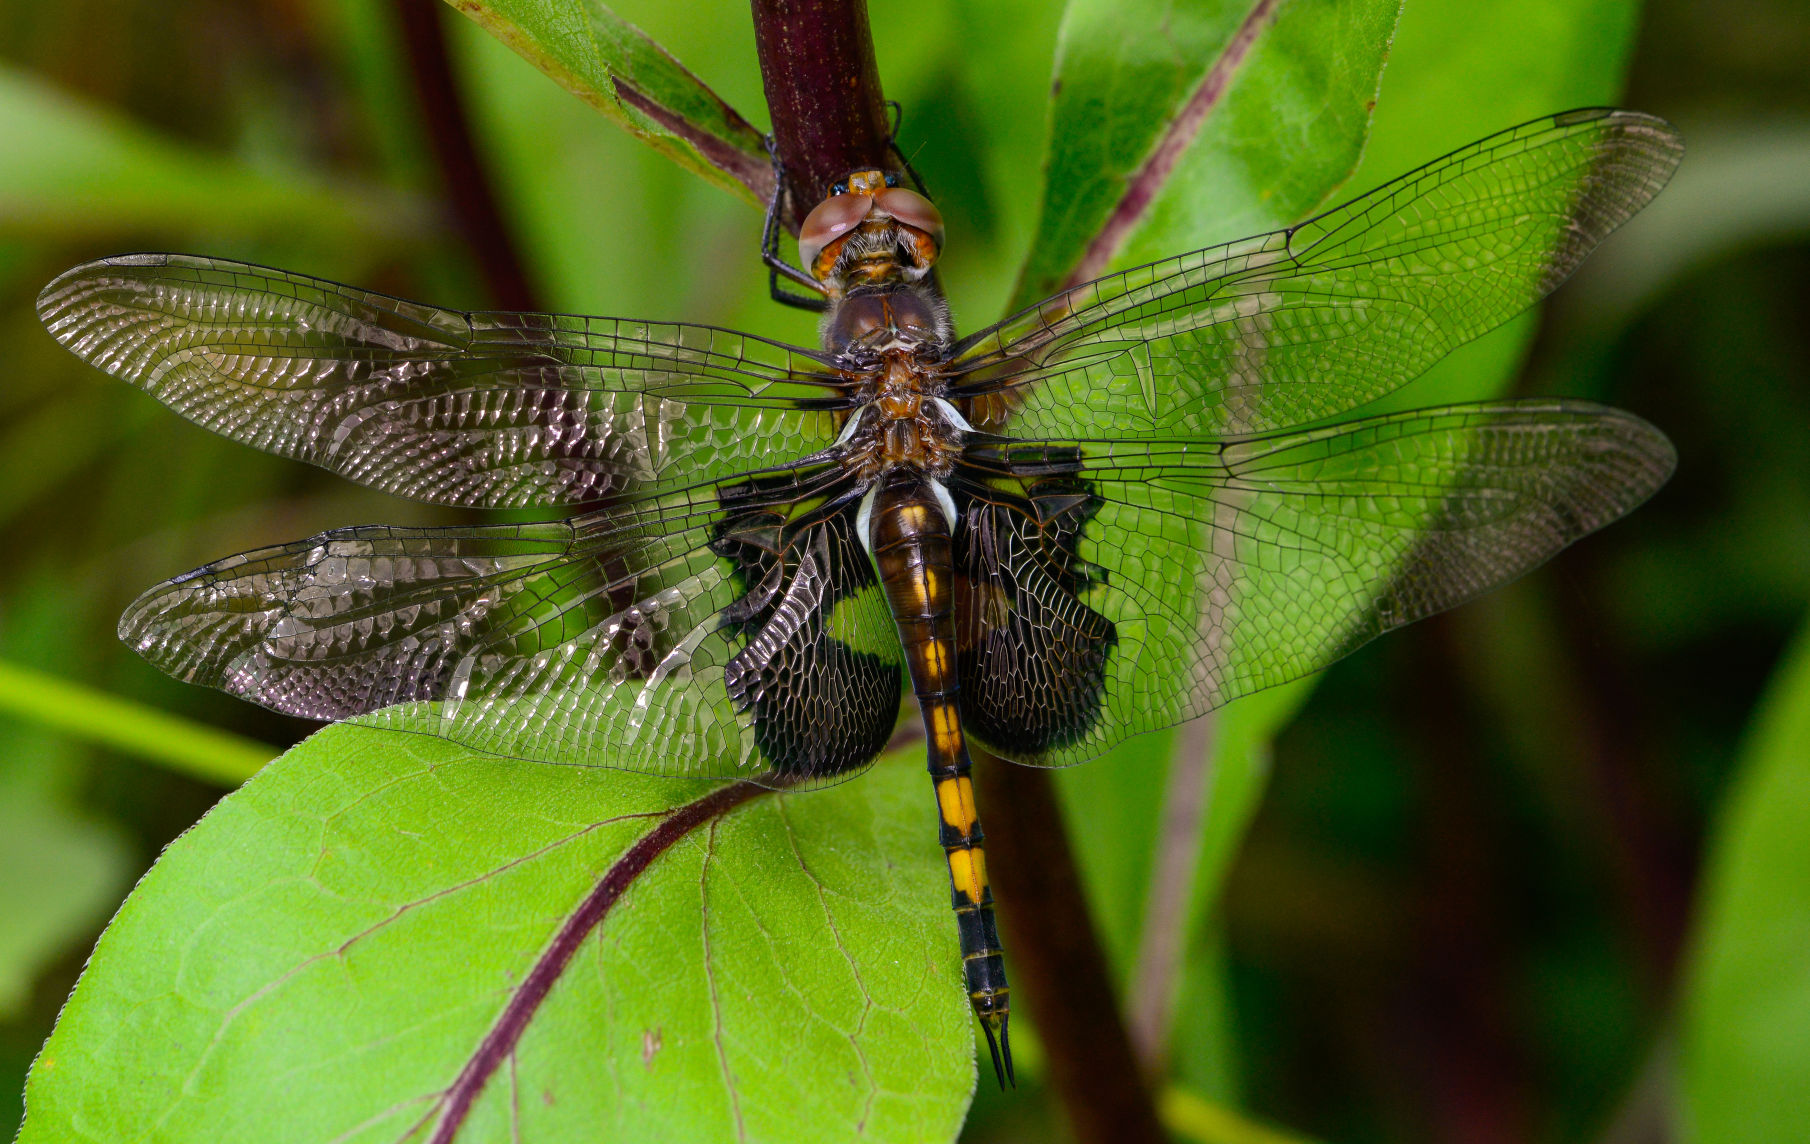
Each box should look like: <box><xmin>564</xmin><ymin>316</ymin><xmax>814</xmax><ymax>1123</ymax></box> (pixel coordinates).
<box><xmin>867</xmin><ymin>471</ymin><xmax>1014</xmax><ymax>1085</ymax></box>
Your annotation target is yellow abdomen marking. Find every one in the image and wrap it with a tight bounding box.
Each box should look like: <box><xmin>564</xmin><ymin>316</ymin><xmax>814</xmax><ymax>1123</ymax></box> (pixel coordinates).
<box><xmin>918</xmin><ymin>638</ymin><xmax>951</xmax><ymax>680</ymax></box>
<box><xmin>928</xmin><ymin>702</ymin><xmax>963</xmax><ymax>752</ymax></box>
<box><xmin>899</xmin><ymin>505</ymin><xmax>933</xmax><ymax>533</ymax></box>
<box><xmin>948</xmin><ymin>845</ymin><xmax>988</xmax><ymax>905</ymax></box>
<box><xmin>935</xmin><ymin>774</ymin><xmax>977</xmax><ymax>835</ymax></box>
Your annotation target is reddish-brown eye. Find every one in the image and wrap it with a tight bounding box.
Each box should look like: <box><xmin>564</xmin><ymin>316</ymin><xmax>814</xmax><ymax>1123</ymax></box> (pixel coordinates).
<box><xmin>875</xmin><ymin>187</ymin><xmax>945</xmax><ymax>260</ymax></box>
<box><xmin>798</xmin><ymin>193</ymin><xmax>873</xmax><ymax>279</ymax></box>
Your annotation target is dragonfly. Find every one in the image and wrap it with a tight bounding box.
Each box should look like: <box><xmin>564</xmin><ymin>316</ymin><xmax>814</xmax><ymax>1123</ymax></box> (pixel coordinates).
<box><xmin>39</xmin><ymin>108</ymin><xmax>1680</xmax><ymax>1088</ymax></box>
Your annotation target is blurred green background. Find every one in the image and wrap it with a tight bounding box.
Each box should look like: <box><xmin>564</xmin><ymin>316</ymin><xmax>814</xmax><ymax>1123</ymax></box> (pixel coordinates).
<box><xmin>1</xmin><ymin>0</ymin><xmax>1807</xmax><ymax>1141</ymax></box>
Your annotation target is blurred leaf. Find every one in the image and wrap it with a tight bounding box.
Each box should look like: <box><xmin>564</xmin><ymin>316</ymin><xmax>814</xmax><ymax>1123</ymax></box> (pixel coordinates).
<box><xmin>1570</xmin><ymin>119</ymin><xmax>1810</xmax><ymax>329</ymax></box>
<box><xmin>0</xmin><ymin>389</ymin><xmax>130</xmax><ymax>530</ymax></box>
<box><xmin>0</xmin><ymin>662</ymin><xmax>275</xmax><ymax>786</ymax></box>
<box><xmin>1350</xmin><ymin>0</ymin><xmax>1643</xmax><ymax>414</ymax></box>
<box><xmin>0</xmin><ymin>65</ymin><xmax>429</xmax><ymax>246</ymax></box>
<box><xmin>0</xmin><ymin>792</ymin><xmax>129</xmax><ymax>1019</ymax></box>
<box><xmin>1062</xmin><ymin>683</ymin><xmax>1313</xmax><ymax>977</ymax></box>
<box><xmin>444</xmin><ymin>0</ymin><xmax>770</xmax><ymax>206</ymax></box>
<box><xmin>321</xmin><ymin>0</ymin><xmax>441</xmax><ymax>189</ymax></box>
<box><xmin>1678</xmin><ymin>615</ymin><xmax>1810</xmax><ymax>1144</ymax></box>
<box><xmin>17</xmin><ymin>726</ymin><xmax>971</xmax><ymax>1143</ymax></box>
<box><xmin>1010</xmin><ymin>0</ymin><xmax>1402</xmax><ymax>308</ymax></box>
<box><xmin>1169</xmin><ymin>926</ymin><xmax>1242</xmax><ymax>1102</ymax></box>
<box><xmin>1063</xmin><ymin>684</ymin><xmax>1311</xmax><ymax>1087</ymax></box>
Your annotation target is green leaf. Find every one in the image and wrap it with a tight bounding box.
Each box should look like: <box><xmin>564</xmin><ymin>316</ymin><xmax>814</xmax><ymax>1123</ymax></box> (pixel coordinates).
<box><xmin>1043</xmin><ymin>0</ymin><xmax>1401</xmax><ymax>1064</ymax></box>
<box><xmin>18</xmin><ymin>726</ymin><xmax>972</xmax><ymax>1143</ymax></box>
<box><xmin>444</xmin><ymin>0</ymin><xmax>770</xmax><ymax>205</ymax></box>
<box><xmin>1678</xmin><ymin>615</ymin><xmax>1810</xmax><ymax>1143</ymax></box>
<box><xmin>1009</xmin><ymin>0</ymin><xmax>1403</xmax><ymax>308</ymax></box>
<box><xmin>0</xmin><ymin>65</ymin><xmax>429</xmax><ymax>246</ymax></box>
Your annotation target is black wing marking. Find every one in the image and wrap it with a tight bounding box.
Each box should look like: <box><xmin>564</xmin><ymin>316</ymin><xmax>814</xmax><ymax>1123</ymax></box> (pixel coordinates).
<box><xmin>948</xmin><ymin>110</ymin><xmax>1682</xmax><ymax>438</ymax></box>
<box><xmin>40</xmin><ymin>254</ymin><xmax>850</xmax><ymax>509</ymax></box>
<box><xmin>121</xmin><ymin>469</ymin><xmax>903</xmax><ymax>785</ymax></box>
<box><xmin>951</xmin><ymin>402</ymin><xmax>1674</xmax><ymax>766</ymax></box>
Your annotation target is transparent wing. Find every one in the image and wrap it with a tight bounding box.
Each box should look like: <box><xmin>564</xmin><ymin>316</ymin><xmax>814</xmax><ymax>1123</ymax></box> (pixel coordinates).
<box><xmin>40</xmin><ymin>254</ymin><xmax>850</xmax><ymax>508</ymax></box>
<box><xmin>121</xmin><ymin>469</ymin><xmax>903</xmax><ymax>785</ymax></box>
<box><xmin>951</xmin><ymin>402</ymin><xmax>1674</xmax><ymax>766</ymax></box>
<box><xmin>949</xmin><ymin>109</ymin><xmax>1682</xmax><ymax>438</ymax></box>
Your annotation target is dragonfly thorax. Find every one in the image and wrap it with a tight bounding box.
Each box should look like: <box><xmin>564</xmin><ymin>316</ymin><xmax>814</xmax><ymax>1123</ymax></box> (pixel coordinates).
<box><xmin>824</xmin><ymin>283</ymin><xmax>964</xmax><ymax>483</ymax></box>
<box><xmin>836</xmin><ymin>360</ymin><xmax>969</xmax><ymax>485</ymax></box>
<box><xmin>821</xmin><ymin>284</ymin><xmax>952</xmax><ymax>361</ymax></box>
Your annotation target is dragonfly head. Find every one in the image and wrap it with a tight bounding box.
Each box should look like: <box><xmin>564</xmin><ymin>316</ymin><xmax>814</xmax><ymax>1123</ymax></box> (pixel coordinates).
<box><xmin>798</xmin><ymin>169</ymin><xmax>944</xmax><ymax>291</ymax></box>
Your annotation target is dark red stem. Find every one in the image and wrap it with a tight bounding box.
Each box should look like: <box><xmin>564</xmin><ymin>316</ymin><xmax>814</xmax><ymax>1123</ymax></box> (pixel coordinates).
<box><xmin>427</xmin><ymin>781</ymin><xmax>768</xmax><ymax>1143</ymax></box>
<box><xmin>973</xmin><ymin>751</ymin><xmax>1169</xmax><ymax>1144</ymax></box>
<box><xmin>750</xmin><ymin>0</ymin><xmax>894</xmax><ymax>225</ymax></box>
<box><xmin>395</xmin><ymin>0</ymin><xmax>541</xmax><ymax>311</ymax></box>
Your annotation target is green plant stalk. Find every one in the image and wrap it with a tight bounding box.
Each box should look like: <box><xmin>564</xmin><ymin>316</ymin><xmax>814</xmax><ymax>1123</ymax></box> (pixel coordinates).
<box><xmin>0</xmin><ymin>661</ymin><xmax>275</xmax><ymax>785</ymax></box>
<box><xmin>1160</xmin><ymin>1086</ymin><xmax>1322</xmax><ymax>1144</ymax></box>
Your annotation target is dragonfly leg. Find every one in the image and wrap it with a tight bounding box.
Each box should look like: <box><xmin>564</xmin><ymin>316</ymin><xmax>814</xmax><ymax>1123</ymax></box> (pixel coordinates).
<box><xmin>760</xmin><ymin>135</ymin><xmax>831</xmax><ymax>312</ymax></box>
<box><xmin>881</xmin><ymin>100</ymin><xmax>931</xmax><ymax>198</ymax></box>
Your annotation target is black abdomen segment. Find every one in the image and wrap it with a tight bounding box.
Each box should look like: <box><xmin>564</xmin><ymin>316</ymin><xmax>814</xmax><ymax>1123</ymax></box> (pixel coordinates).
<box><xmin>867</xmin><ymin>472</ymin><xmax>1013</xmax><ymax>1087</ymax></box>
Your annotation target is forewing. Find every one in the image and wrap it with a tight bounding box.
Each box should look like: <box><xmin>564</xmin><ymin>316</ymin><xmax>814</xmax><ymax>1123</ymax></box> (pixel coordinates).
<box><xmin>952</xmin><ymin>402</ymin><xmax>1674</xmax><ymax>766</ymax></box>
<box><xmin>121</xmin><ymin>473</ymin><xmax>902</xmax><ymax>785</ymax></box>
<box><xmin>39</xmin><ymin>254</ymin><xmax>848</xmax><ymax>508</ymax></box>
<box><xmin>949</xmin><ymin>110</ymin><xmax>1682</xmax><ymax>437</ymax></box>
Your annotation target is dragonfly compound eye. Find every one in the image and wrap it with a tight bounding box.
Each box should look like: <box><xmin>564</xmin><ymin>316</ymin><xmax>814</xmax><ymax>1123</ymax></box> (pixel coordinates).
<box><xmin>799</xmin><ymin>191</ymin><xmax>875</xmax><ymax>281</ymax></box>
<box><xmin>875</xmin><ymin>187</ymin><xmax>944</xmax><ymax>271</ymax></box>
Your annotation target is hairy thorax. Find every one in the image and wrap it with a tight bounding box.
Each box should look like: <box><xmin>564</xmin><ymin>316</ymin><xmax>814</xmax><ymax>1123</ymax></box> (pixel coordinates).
<box><xmin>825</xmin><ymin>285</ymin><xmax>966</xmax><ymax>485</ymax></box>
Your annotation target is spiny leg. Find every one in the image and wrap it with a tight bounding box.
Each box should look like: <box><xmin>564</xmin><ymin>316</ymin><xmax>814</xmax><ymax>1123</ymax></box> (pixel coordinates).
<box><xmin>759</xmin><ymin>135</ymin><xmax>831</xmax><ymax>312</ymax></box>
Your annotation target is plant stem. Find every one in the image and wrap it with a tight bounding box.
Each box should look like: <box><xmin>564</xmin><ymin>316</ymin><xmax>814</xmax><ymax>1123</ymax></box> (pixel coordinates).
<box><xmin>1160</xmin><ymin>1086</ymin><xmax>1324</xmax><ymax>1144</ymax></box>
<box><xmin>974</xmin><ymin>747</ymin><xmax>1169</xmax><ymax>1144</ymax></box>
<box><xmin>1129</xmin><ymin>712</ymin><xmax>1218</xmax><ymax>1074</ymax></box>
<box><xmin>396</xmin><ymin>0</ymin><xmax>540</xmax><ymax>310</ymax></box>
<box><xmin>750</xmin><ymin>0</ymin><xmax>893</xmax><ymax>221</ymax></box>
<box><xmin>0</xmin><ymin>661</ymin><xmax>275</xmax><ymax>785</ymax></box>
